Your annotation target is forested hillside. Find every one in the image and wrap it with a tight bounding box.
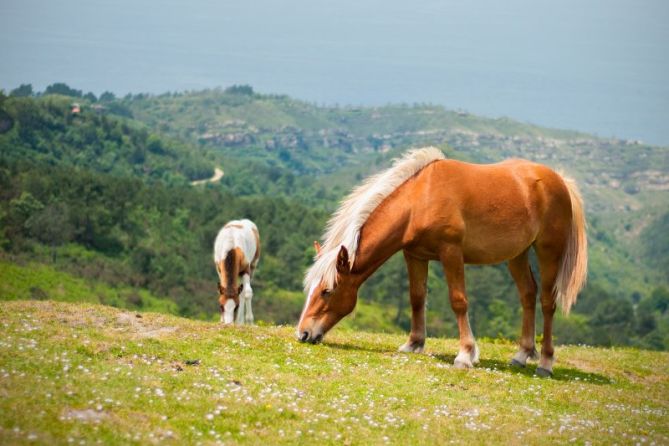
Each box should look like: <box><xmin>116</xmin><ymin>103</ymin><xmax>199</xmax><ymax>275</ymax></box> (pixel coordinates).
<box><xmin>1</xmin><ymin>84</ymin><xmax>667</xmax><ymax>350</ymax></box>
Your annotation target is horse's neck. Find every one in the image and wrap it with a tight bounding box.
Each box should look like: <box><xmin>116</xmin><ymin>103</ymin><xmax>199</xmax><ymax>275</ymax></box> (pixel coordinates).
<box><xmin>350</xmin><ymin>192</ymin><xmax>409</xmax><ymax>285</ymax></box>
<box><xmin>222</xmin><ymin>248</ymin><xmax>242</xmax><ymax>286</ymax></box>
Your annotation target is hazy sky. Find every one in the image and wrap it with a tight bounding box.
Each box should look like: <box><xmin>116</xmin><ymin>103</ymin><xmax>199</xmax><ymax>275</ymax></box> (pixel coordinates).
<box><xmin>1</xmin><ymin>0</ymin><xmax>668</xmax><ymax>144</ymax></box>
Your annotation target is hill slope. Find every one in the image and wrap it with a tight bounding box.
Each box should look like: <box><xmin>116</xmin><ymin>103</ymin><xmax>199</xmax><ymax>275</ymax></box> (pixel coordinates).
<box><xmin>1</xmin><ymin>301</ymin><xmax>667</xmax><ymax>445</ymax></box>
<box><xmin>0</xmin><ymin>94</ymin><xmax>213</xmax><ymax>182</ymax></box>
<box><xmin>120</xmin><ymin>88</ymin><xmax>669</xmax><ymax>295</ymax></box>
<box><xmin>1</xmin><ymin>87</ymin><xmax>668</xmax><ymax>350</ymax></box>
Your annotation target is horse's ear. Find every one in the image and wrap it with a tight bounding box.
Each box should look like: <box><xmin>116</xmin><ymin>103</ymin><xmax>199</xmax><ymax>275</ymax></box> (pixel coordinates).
<box><xmin>313</xmin><ymin>240</ymin><xmax>322</xmax><ymax>255</ymax></box>
<box><xmin>336</xmin><ymin>245</ymin><xmax>350</xmax><ymax>275</ymax></box>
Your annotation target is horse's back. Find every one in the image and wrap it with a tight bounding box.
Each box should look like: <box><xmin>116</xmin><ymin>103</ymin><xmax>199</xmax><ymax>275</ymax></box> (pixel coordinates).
<box><xmin>413</xmin><ymin>159</ymin><xmax>572</xmax><ymax>264</ymax></box>
<box><xmin>430</xmin><ymin>158</ymin><xmax>570</xmax><ymax>214</ymax></box>
<box><xmin>214</xmin><ymin>219</ymin><xmax>259</xmax><ymax>264</ymax></box>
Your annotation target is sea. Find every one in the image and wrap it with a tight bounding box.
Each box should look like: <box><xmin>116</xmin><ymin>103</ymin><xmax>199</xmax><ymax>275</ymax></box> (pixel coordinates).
<box><xmin>1</xmin><ymin>0</ymin><xmax>668</xmax><ymax>145</ymax></box>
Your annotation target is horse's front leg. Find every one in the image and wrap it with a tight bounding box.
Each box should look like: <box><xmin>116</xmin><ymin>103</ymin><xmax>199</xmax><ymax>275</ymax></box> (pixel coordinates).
<box><xmin>398</xmin><ymin>252</ymin><xmax>428</xmax><ymax>353</ymax></box>
<box><xmin>440</xmin><ymin>245</ymin><xmax>479</xmax><ymax>368</ymax></box>
<box><xmin>235</xmin><ymin>297</ymin><xmax>246</xmax><ymax>325</ymax></box>
<box><xmin>242</xmin><ymin>273</ymin><xmax>254</xmax><ymax>324</ymax></box>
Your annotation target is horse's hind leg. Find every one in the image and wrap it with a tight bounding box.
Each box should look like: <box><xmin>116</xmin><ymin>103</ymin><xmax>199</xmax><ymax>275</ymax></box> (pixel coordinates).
<box><xmin>398</xmin><ymin>251</ymin><xmax>428</xmax><ymax>353</ymax></box>
<box><xmin>440</xmin><ymin>245</ymin><xmax>479</xmax><ymax>368</ymax></box>
<box><xmin>534</xmin><ymin>243</ymin><xmax>563</xmax><ymax>377</ymax></box>
<box><xmin>508</xmin><ymin>250</ymin><xmax>539</xmax><ymax>367</ymax></box>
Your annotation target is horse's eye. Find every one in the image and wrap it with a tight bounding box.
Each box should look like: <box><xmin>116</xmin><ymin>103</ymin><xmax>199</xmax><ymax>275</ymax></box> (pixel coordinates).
<box><xmin>321</xmin><ymin>289</ymin><xmax>332</xmax><ymax>298</ymax></box>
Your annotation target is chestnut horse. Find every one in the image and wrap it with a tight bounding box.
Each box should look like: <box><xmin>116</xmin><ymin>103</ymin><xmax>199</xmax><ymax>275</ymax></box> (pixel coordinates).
<box><xmin>214</xmin><ymin>219</ymin><xmax>261</xmax><ymax>324</ymax></box>
<box><xmin>298</xmin><ymin>147</ymin><xmax>587</xmax><ymax>376</ymax></box>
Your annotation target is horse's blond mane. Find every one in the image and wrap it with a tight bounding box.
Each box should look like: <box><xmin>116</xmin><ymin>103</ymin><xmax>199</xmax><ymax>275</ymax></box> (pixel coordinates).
<box><xmin>303</xmin><ymin>147</ymin><xmax>445</xmax><ymax>293</ymax></box>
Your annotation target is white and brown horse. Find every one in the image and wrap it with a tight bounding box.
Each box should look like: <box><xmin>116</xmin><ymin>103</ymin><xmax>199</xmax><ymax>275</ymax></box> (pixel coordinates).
<box><xmin>298</xmin><ymin>147</ymin><xmax>587</xmax><ymax>376</ymax></box>
<box><xmin>214</xmin><ymin>219</ymin><xmax>261</xmax><ymax>324</ymax></box>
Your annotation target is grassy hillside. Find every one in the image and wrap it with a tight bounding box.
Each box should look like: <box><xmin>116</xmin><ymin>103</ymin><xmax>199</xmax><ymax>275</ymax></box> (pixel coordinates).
<box><xmin>0</xmin><ymin>259</ymin><xmax>177</xmax><ymax>314</ymax></box>
<box><xmin>0</xmin><ymin>258</ymin><xmax>403</xmax><ymax>334</ymax></box>
<box><xmin>1</xmin><ymin>86</ymin><xmax>668</xmax><ymax>350</ymax></box>
<box><xmin>1</xmin><ymin>300</ymin><xmax>667</xmax><ymax>445</ymax></box>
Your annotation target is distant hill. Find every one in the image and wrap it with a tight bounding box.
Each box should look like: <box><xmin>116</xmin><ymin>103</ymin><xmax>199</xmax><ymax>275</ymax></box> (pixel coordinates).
<box><xmin>0</xmin><ymin>94</ymin><xmax>213</xmax><ymax>182</ymax></box>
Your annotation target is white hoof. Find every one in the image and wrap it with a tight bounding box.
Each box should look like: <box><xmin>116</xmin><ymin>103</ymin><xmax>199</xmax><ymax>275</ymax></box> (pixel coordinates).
<box><xmin>454</xmin><ymin>344</ymin><xmax>479</xmax><ymax>369</ymax></box>
<box><xmin>398</xmin><ymin>341</ymin><xmax>424</xmax><ymax>353</ymax></box>
<box><xmin>454</xmin><ymin>358</ymin><xmax>473</xmax><ymax>369</ymax></box>
<box><xmin>471</xmin><ymin>344</ymin><xmax>480</xmax><ymax>365</ymax></box>
<box><xmin>454</xmin><ymin>351</ymin><xmax>473</xmax><ymax>369</ymax></box>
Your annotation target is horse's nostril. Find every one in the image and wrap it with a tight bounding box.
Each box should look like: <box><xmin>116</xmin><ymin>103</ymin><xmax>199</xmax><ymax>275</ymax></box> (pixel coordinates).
<box><xmin>311</xmin><ymin>333</ymin><xmax>323</xmax><ymax>344</ymax></box>
<box><xmin>299</xmin><ymin>331</ymin><xmax>309</xmax><ymax>342</ymax></box>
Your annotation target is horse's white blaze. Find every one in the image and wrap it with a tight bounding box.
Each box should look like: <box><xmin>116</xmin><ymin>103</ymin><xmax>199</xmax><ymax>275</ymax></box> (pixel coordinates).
<box><xmin>297</xmin><ymin>282</ymin><xmax>318</xmax><ymax>336</ymax></box>
<box><xmin>223</xmin><ymin>299</ymin><xmax>236</xmax><ymax>324</ymax></box>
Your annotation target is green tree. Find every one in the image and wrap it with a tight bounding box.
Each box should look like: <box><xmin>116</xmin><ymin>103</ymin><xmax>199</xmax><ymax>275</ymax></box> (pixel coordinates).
<box><xmin>10</xmin><ymin>84</ymin><xmax>33</xmax><ymax>97</ymax></box>
<box><xmin>99</xmin><ymin>91</ymin><xmax>116</xmax><ymax>102</ymax></box>
<box><xmin>649</xmin><ymin>287</ymin><xmax>669</xmax><ymax>314</ymax></box>
<box><xmin>25</xmin><ymin>202</ymin><xmax>75</xmax><ymax>261</ymax></box>
<box><xmin>224</xmin><ymin>84</ymin><xmax>254</xmax><ymax>95</ymax></box>
<box><xmin>45</xmin><ymin>83</ymin><xmax>82</xmax><ymax>97</ymax></box>
<box><xmin>590</xmin><ymin>298</ymin><xmax>635</xmax><ymax>346</ymax></box>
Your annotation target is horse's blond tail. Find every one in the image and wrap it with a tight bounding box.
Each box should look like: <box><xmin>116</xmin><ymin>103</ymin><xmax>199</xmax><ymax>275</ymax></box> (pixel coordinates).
<box><xmin>554</xmin><ymin>175</ymin><xmax>588</xmax><ymax>314</ymax></box>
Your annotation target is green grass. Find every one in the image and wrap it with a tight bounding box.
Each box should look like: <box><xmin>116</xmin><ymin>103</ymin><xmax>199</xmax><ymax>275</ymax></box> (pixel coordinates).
<box><xmin>0</xmin><ymin>259</ymin><xmax>412</xmax><ymax>332</ymax></box>
<box><xmin>1</xmin><ymin>301</ymin><xmax>667</xmax><ymax>445</ymax></box>
<box><xmin>0</xmin><ymin>260</ymin><xmax>177</xmax><ymax>315</ymax></box>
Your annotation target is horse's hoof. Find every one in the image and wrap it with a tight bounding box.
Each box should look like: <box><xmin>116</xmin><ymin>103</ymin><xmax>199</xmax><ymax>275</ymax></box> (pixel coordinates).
<box><xmin>454</xmin><ymin>355</ymin><xmax>473</xmax><ymax>369</ymax></box>
<box><xmin>398</xmin><ymin>342</ymin><xmax>424</xmax><ymax>353</ymax></box>
<box><xmin>454</xmin><ymin>360</ymin><xmax>472</xmax><ymax>369</ymax></box>
<box><xmin>510</xmin><ymin>358</ymin><xmax>526</xmax><ymax>368</ymax></box>
<box><xmin>471</xmin><ymin>345</ymin><xmax>480</xmax><ymax>365</ymax></box>
<box><xmin>535</xmin><ymin>367</ymin><xmax>553</xmax><ymax>378</ymax></box>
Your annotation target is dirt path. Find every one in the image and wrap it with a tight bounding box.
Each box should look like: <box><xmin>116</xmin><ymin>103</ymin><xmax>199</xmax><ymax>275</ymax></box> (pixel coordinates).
<box><xmin>190</xmin><ymin>167</ymin><xmax>224</xmax><ymax>186</ymax></box>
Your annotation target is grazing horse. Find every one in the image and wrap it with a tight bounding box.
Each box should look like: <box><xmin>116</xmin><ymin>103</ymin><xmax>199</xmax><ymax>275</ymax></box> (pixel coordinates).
<box><xmin>214</xmin><ymin>219</ymin><xmax>261</xmax><ymax>324</ymax></box>
<box><xmin>298</xmin><ymin>147</ymin><xmax>587</xmax><ymax>376</ymax></box>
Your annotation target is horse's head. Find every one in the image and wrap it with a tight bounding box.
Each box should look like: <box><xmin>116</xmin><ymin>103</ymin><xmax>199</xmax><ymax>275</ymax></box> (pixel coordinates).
<box><xmin>218</xmin><ymin>282</ymin><xmax>243</xmax><ymax>324</ymax></box>
<box><xmin>297</xmin><ymin>245</ymin><xmax>358</xmax><ymax>343</ymax></box>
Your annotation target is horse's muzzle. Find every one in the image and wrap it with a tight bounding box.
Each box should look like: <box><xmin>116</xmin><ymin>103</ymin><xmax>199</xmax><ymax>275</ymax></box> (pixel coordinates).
<box><xmin>297</xmin><ymin>330</ymin><xmax>323</xmax><ymax>344</ymax></box>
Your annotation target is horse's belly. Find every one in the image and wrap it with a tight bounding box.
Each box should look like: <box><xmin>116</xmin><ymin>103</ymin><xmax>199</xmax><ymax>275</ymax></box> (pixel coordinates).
<box><xmin>461</xmin><ymin>223</ymin><xmax>537</xmax><ymax>264</ymax></box>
